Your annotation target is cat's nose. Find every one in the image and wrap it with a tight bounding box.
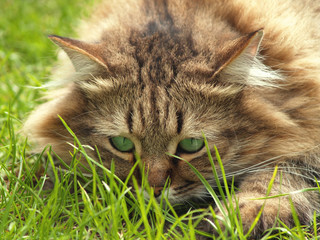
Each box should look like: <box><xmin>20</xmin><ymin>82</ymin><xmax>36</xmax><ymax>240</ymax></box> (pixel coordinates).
<box><xmin>147</xmin><ymin>168</ymin><xmax>172</xmax><ymax>188</ymax></box>
<box><xmin>143</xmin><ymin>157</ymin><xmax>172</xmax><ymax>197</ymax></box>
<box><xmin>153</xmin><ymin>187</ymin><xmax>163</xmax><ymax>198</ymax></box>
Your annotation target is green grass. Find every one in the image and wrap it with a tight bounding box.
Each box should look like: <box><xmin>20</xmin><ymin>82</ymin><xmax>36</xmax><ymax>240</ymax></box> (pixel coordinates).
<box><xmin>1</xmin><ymin>0</ymin><xmax>319</xmax><ymax>239</ymax></box>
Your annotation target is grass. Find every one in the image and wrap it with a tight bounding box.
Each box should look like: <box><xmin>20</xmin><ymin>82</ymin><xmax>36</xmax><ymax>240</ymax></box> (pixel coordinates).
<box><xmin>1</xmin><ymin>0</ymin><xmax>319</xmax><ymax>239</ymax></box>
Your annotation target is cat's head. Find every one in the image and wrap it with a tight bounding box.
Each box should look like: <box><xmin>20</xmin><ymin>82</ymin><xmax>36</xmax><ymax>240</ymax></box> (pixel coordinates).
<box><xmin>25</xmin><ymin>23</ymin><xmax>287</xmax><ymax>203</ymax></box>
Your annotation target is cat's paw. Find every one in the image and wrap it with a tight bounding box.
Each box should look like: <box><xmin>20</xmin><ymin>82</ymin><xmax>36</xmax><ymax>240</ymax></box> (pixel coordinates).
<box><xmin>199</xmin><ymin>193</ymin><xmax>294</xmax><ymax>238</ymax></box>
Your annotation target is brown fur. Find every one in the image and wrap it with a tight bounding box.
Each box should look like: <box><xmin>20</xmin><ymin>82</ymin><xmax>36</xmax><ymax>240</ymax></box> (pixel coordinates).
<box><xmin>24</xmin><ymin>0</ymin><xmax>320</xmax><ymax>237</ymax></box>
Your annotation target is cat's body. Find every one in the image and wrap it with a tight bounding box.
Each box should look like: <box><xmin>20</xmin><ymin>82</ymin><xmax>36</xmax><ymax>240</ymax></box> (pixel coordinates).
<box><xmin>25</xmin><ymin>0</ymin><xmax>320</xmax><ymax>237</ymax></box>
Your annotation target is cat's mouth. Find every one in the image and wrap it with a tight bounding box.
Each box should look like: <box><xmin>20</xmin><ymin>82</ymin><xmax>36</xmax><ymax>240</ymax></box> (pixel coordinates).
<box><xmin>140</xmin><ymin>183</ymin><xmax>211</xmax><ymax>206</ymax></box>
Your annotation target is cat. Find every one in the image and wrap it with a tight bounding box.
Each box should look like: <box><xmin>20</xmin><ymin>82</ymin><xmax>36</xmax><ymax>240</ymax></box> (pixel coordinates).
<box><xmin>24</xmin><ymin>0</ymin><xmax>320</xmax><ymax>237</ymax></box>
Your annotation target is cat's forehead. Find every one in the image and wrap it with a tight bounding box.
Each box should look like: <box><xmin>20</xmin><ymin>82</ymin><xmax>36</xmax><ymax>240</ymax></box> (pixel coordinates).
<box><xmin>100</xmin><ymin>20</ymin><xmax>236</xmax><ymax>87</ymax></box>
<box><xmin>86</xmin><ymin>76</ymin><xmax>236</xmax><ymax>144</ymax></box>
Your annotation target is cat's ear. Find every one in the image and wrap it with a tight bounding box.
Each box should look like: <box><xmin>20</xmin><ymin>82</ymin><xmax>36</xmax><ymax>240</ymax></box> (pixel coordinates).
<box><xmin>214</xmin><ymin>29</ymin><xmax>281</xmax><ymax>87</ymax></box>
<box><xmin>48</xmin><ymin>35</ymin><xmax>109</xmax><ymax>72</ymax></box>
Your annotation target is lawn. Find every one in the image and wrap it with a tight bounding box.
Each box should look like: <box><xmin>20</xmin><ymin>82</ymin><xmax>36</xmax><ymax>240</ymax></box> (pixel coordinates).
<box><xmin>0</xmin><ymin>0</ymin><xmax>319</xmax><ymax>239</ymax></box>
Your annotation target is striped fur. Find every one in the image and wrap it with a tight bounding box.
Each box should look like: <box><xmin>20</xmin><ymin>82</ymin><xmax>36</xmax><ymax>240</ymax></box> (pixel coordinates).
<box><xmin>24</xmin><ymin>0</ymin><xmax>320</xmax><ymax>237</ymax></box>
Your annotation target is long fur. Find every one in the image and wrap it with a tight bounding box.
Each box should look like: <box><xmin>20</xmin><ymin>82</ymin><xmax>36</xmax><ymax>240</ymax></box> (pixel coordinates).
<box><xmin>24</xmin><ymin>0</ymin><xmax>320</xmax><ymax>238</ymax></box>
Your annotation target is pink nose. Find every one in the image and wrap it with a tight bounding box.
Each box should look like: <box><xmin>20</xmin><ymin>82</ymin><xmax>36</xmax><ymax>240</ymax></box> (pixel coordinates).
<box><xmin>147</xmin><ymin>168</ymin><xmax>171</xmax><ymax>198</ymax></box>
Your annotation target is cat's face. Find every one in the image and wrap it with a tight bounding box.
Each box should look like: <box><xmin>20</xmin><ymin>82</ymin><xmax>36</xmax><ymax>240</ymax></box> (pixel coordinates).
<box><xmin>25</xmin><ymin>23</ymin><xmax>283</xmax><ymax>203</ymax></box>
<box><xmin>74</xmin><ymin>71</ymin><xmax>244</xmax><ymax>202</ymax></box>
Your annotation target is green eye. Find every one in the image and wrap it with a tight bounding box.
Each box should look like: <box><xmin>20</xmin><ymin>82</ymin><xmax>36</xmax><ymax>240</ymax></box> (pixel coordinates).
<box><xmin>178</xmin><ymin>138</ymin><xmax>204</xmax><ymax>153</ymax></box>
<box><xmin>110</xmin><ymin>136</ymin><xmax>134</xmax><ymax>152</ymax></box>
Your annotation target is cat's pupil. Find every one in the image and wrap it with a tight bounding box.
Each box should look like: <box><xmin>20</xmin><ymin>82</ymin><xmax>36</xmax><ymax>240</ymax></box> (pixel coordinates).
<box><xmin>178</xmin><ymin>138</ymin><xmax>204</xmax><ymax>153</ymax></box>
<box><xmin>110</xmin><ymin>136</ymin><xmax>134</xmax><ymax>152</ymax></box>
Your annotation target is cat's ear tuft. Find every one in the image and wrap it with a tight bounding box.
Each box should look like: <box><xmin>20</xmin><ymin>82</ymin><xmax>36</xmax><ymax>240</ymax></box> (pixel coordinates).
<box><xmin>48</xmin><ymin>35</ymin><xmax>109</xmax><ymax>72</ymax></box>
<box><xmin>214</xmin><ymin>29</ymin><xmax>282</xmax><ymax>87</ymax></box>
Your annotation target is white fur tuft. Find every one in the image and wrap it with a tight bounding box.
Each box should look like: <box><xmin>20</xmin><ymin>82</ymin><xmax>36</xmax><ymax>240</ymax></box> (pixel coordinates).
<box><xmin>43</xmin><ymin>50</ymin><xmax>102</xmax><ymax>88</ymax></box>
<box><xmin>221</xmin><ymin>53</ymin><xmax>283</xmax><ymax>88</ymax></box>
